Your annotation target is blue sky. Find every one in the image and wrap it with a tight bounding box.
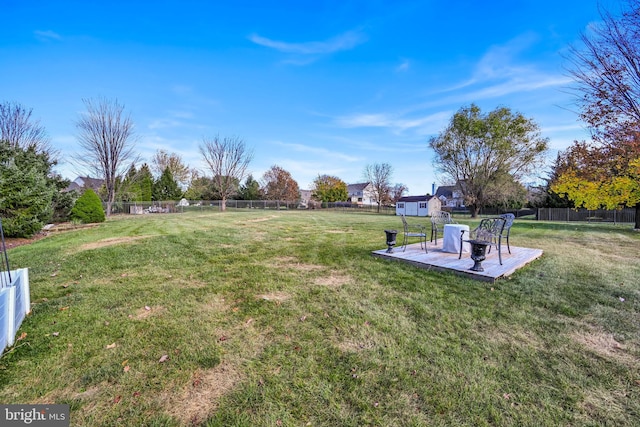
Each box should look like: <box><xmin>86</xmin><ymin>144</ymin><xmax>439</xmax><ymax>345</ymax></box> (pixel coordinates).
<box><xmin>1</xmin><ymin>0</ymin><xmax>612</xmax><ymax>195</ymax></box>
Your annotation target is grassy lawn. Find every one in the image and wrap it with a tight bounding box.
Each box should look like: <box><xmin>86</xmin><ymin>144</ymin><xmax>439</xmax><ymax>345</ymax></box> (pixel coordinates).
<box><xmin>0</xmin><ymin>210</ymin><xmax>638</xmax><ymax>426</ymax></box>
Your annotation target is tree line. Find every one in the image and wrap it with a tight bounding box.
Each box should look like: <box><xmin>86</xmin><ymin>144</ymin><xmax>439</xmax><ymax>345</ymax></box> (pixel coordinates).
<box><xmin>0</xmin><ymin>97</ymin><xmax>409</xmax><ymax>236</ymax></box>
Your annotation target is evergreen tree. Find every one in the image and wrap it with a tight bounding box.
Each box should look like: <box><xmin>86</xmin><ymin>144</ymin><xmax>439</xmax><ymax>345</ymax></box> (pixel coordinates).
<box><xmin>237</xmin><ymin>174</ymin><xmax>262</xmax><ymax>200</ymax></box>
<box><xmin>70</xmin><ymin>188</ymin><xmax>106</xmax><ymax>223</ymax></box>
<box><xmin>0</xmin><ymin>140</ymin><xmax>57</xmax><ymax>237</ymax></box>
<box><xmin>120</xmin><ymin>163</ymin><xmax>141</xmax><ymax>202</ymax></box>
<box><xmin>138</xmin><ymin>163</ymin><xmax>153</xmax><ymax>201</ymax></box>
<box><xmin>153</xmin><ymin>167</ymin><xmax>182</xmax><ymax>201</ymax></box>
<box><xmin>51</xmin><ymin>175</ymin><xmax>77</xmax><ymax>222</ymax></box>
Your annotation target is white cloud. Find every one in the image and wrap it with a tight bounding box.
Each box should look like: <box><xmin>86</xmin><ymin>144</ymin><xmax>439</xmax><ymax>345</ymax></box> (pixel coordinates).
<box><xmin>248</xmin><ymin>29</ymin><xmax>367</xmax><ymax>58</ymax></box>
<box><xmin>334</xmin><ymin>111</ymin><xmax>451</xmax><ymax>135</ymax></box>
<box><xmin>396</xmin><ymin>59</ymin><xmax>410</xmax><ymax>72</ymax></box>
<box><xmin>433</xmin><ymin>33</ymin><xmax>570</xmax><ymax>103</ymax></box>
<box><xmin>34</xmin><ymin>30</ymin><xmax>62</xmax><ymax>41</ymax></box>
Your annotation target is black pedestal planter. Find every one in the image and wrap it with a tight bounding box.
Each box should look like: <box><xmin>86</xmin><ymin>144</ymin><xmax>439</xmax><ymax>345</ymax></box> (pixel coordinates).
<box><xmin>467</xmin><ymin>239</ymin><xmax>490</xmax><ymax>272</ymax></box>
<box><xmin>384</xmin><ymin>229</ymin><xmax>398</xmax><ymax>253</ymax></box>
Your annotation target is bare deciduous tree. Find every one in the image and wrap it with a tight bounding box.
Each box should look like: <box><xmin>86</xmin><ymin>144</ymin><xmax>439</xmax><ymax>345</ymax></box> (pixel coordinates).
<box><xmin>363</xmin><ymin>163</ymin><xmax>393</xmax><ymax>212</ymax></box>
<box><xmin>391</xmin><ymin>183</ymin><xmax>408</xmax><ymax>203</ymax></box>
<box><xmin>0</xmin><ymin>101</ymin><xmax>53</xmax><ymax>156</ymax></box>
<box><xmin>567</xmin><ymin>0</ymin><xmax>640</xmax><ymax>142</ymax></box>
<box><xmin>199</xmin><ymin>135</ymin><xmax>253</xmax><ymax>211</ymax></box>
<box><xmin>75</xmin><ymin>98</ymin><xmax>138</xmax><ymax>216</ymax></box>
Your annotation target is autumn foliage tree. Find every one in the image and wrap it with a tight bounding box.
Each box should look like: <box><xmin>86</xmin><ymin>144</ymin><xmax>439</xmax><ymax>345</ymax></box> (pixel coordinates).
<box><xmin>261</xmin><ymin>166</ymin><xmax>299</xmax><ymax>202</ymax></box>
<box><xmin>311</xmin><ymin>174</ymin><xmax>348</xmax><ymax>203</ymax></box>
<box><xmin>553</xmin><ymin>0</ymin><xmax>640</xmax><ymax>228</ymax></box>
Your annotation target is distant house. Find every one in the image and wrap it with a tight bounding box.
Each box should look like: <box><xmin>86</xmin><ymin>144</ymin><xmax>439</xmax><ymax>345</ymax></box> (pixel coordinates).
<box><xmin>395</xmin><ymin>195</ymin><xmax>441</xmax><ymax>217</ymax></box>
<box><xmin>299</xmin><ymin>189</ymin><xmax>313</xmax><ymax>208</ymax></box>
<box><xmin>347</xmin><ymin>183</ymin><xmax>376</xmax><ymax>205</ymax></box>
<box><xmin>435</xmin><ymin>183</ymin><xmax>466</xmax><ymax>208</ymax></box>
<box><xmin>64</xmin><ymin>176</ymin><xmax>105</xmax><ymax>193</ymax></box>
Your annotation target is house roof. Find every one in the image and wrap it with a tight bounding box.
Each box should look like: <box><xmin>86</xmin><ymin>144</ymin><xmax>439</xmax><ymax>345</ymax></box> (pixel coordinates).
<box><xmin>64</xmin><ymin>176</ymin><xmax>105</xmax><ymax>193</ymax></box>
<box><xmin>398</xmin><ymin>195</ymin><xmax>437</xmax><ymax>202</ymax></box>
<box><xmin>347</xmin><ymin>182</ymin><xmax>370</xmax><ymax>192</ymax></box>
<box><xmin>435</xmin><ymin>185</ymin><xmax>456</xmax><ymax>198</ymax></box>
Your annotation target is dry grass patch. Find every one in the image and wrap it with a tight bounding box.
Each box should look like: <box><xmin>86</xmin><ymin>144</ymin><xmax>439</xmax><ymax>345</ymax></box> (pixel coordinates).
<box><xmin>77</xmin><ymin>236</ymin><xmax>153</xmax><ymax>251</ymax></box>
<box><xmin>324</xmin><ymin>229</ymin><xmax>352</xmax><ymax>234</ymax></box>
<box><xmin>165</xmin><ymin>363</ymin><xmax>243</xmax><ymax>425</ymax></box>
<box><xmin>483</xmin><ymin>327</ymin><xmax>544</xmax><ymax>351</ymax></box>
<box><xmin>244</xmin><ymin>215</ymin><xmax>280</xmax><ymax>223</ymax></box>
<box><xmin>132</xmin><ymin>305</ymin><xmax>167</xmax><ymax>320</ymax></box>
<box><xmin>270</xmin><ymin>256</ymin><xmax>324</xmax><ymax>272</ymax></box>
<box><xmin>337</xmin><ymin>338</ymin><xmax>377</xmax><ymax>353</ymax></box>
<box><xmin>201</xmin><ymin>295</ymin><xmax>232</xmax><ymax>313</ymax></box>
<box><xmin>570</xmin><ymin>328</ymin><xmax>634</xmax><ymax>365</ymax></box>
<box><xmin>578</xmin><ymin>385</ymin><xmax>630</xmax><ymax>423</ymax></box>
<box><xmin>258</xmin><ymin>292</ymin><xmax>292</xmax><ymax>303</ymax></box>
<box><xmin>313</xmin><ymin>272</ymin><xmax>353</xmax><ymax>288</ymax></box>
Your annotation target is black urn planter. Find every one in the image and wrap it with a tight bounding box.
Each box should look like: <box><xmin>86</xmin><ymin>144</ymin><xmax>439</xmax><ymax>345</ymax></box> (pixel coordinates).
<box><xmin>384</xmin><ymin>229</ymin><xmax>398</xmax><ymax>253</ymax></box>
<box><xmin>467</xmin><ymin>239</ymin><xmax>490</xmax><ymax>272</ymax></box>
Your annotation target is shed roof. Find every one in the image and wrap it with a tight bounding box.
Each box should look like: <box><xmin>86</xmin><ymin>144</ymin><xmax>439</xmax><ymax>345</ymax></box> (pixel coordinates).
<box><xmin>398</xmin><ymin>195</ymin><xmax>436</xmax><ymax>202</ymax></box>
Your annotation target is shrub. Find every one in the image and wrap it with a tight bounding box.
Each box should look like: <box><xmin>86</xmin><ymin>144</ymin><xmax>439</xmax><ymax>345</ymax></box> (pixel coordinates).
<box><xmin>70</xmin><ymin>189</ymin><xmax>106</xmax><ymax>223</ymax></box>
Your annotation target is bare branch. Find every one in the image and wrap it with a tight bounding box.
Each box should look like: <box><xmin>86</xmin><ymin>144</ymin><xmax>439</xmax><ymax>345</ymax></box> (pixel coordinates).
<box><xmin>0</xmin><ymin>101</ymin><xmax>55</xmax><ymax>158</ymax></box>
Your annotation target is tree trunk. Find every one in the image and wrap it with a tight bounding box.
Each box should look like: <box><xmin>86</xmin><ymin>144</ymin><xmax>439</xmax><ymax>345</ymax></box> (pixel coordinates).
<box><xmin>470</xmin><ymin>204</ymin><xmax>480</xmax><ymax>218</ymax></box>
<box><xmin>635</xmin><ymin>203</ymin><xmax>640</xmax><ymax>230</ymax></box>
<box><xmin>221</xmin><ymin>197</ymin><xmax>227</xmax><ymax>212</ymax></box>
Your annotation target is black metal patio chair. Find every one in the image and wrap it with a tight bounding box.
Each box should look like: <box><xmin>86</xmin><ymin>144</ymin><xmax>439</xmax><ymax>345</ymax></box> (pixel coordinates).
<box><xmin>459</xmin><ymin>217</ymin><xmax>507</xmax><ymax>265</ymax></box>
<box><xmin>400</xmin><ymin>214</ymin><xmax>428</xmax><ymax>253</ymax></box>
<box><xmin>499</xmin><ymin>213</ymin><xmax>515</xmax><ymax>254</ymax></box>
<box><xmin>430</xmin><ymin>211</ymin><xmax>456</xmax><ymax>245</ymax></box>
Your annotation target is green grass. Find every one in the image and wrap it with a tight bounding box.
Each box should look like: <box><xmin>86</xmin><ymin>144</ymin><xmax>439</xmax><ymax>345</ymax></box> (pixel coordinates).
<box><xmin>1</xmin><ymin>210</ymin><xmax>638</xmax><ymax>426</ymax></box>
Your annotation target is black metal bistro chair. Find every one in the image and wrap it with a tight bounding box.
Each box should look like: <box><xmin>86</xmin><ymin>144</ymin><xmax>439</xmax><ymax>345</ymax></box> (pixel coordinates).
<box><xmin>499</xmin><ymin>213</ymin><xmax>515</xmax><ymax>254</ymax></box>
<box><xmin>459</xmin><ymin>217</ymin><xmax>507</xmax><ymax>265</ymax></box>
<box><xmin>400</xmin><ymin>214</ymin><xmax>428</xmax><ymax>253</ymax></box>
<box><xmin>430</xmin><ymin>211</ymin><xmax>456</xmax><ymax>245</ymax></box>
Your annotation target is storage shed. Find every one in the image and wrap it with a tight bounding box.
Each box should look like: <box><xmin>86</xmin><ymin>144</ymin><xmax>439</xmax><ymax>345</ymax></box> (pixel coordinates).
<box><xmin>395</xmin><ymin>195</ymin><xmax>441</xmax><ymax>217</ymax></box>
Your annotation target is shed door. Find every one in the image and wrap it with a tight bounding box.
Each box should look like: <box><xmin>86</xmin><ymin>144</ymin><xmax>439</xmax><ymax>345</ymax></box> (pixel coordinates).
<box><xmin>406</xmin><ymin>202</ymin><xmax>418</xmax><ymax>216</ymax></box>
